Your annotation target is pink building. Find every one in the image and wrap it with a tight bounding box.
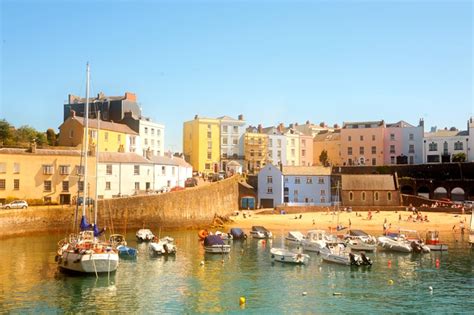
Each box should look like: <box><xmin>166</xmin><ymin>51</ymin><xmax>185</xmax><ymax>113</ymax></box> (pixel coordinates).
<box><xmin>340</xmin><ymin>121</ymin><xmax>385</xmax><ymax>166</ymax></box>
<box><xmin>299</xmin><ymin>134</ymin><xmax>314</xmax><ymax>166</ymax></box>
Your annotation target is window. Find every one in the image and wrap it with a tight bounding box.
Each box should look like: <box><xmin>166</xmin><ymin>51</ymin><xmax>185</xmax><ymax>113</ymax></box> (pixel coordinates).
<box><xmin>59</xmin><ymin>165</ymin><xmax>70</xmax><ymax>175</ymax></box>
<box><xmin>348</xmin><ymin>147</ymin><xmax>352</xmax><ymax>155</ymax></box>
<box><xmin>144</xmin><ymin>127</ymin><xmax>148</xmax><ymax>134</ymax></box>
<box><xmin>372</xmin><ymin>135</ymin><xmax>375</xmax><ymax>141</ymax></box>
<box><xmin>14</xmin><ymin>179</ymin><xmax>19</xmax><ymax>190</ymax></box>
<box><xmin>267</xmin><ymin>176</ymin><xmax>273</xmax><ymax>184</ymax></box>
<box><xmin>318</xmin><ymin>177</ymin><xmax>324</xmax><ymax>184</ymax></box>
<box><xmin>62</xmin><ymin>181</ymin><xmax>69</xmax><ymax>192</ymax></box>
<box><xmin>0</xmin><ymin>179</ymin><xmax>5</xmax><ymax>190</ymax></box>
<box><xmin>374</xmin><ymin>192</ymin><xmax>379</xmax><ymax>201</ymax></box>
<box><xmin>362</xmin><ymin>192</ymin><xmax>366</xmax><ymax>201</ymax></box>
<box><xmin>104</xmin><ymin>132</ymin><xmax>109</xmax><ymax>142</ymax></box>
<box><xmin>291</xmin><ymin>139</ymin><xmax>295</xmax><ymax>146</ymax></box>
<box><xmin>0</xmin><ymin>163</ymin><xmax>5</xmax><ymax>173</ymax></box>
<box><xmin>105</xmin><ymin>182</ymin><xmax>111</xmax><ymax>190</ymax></box>
<box><xmin>118</xmin><ymin>134</ymin><xmax>121</xmax><ymax>142</ymax></box>
<box><xmin>44</xmin><ymin>180</ymin><xmax>52</xmax><ymax>192</ymax></box>
<box><xmin>302</xmin><ymin>149</ymin><xmax>306</xmax><ymax>157</ymax></box>
<box><xmin>268</xmin><ymin>139</ymin><xmax>273</xmax><ymax>147</ymax></box>
<box><xmin>360</xmin><ymin>135</ymin><xmax>364</xmax><ymax>141</ymax></box>
<box><xmin>291</xmin><ymin>149</ymin><xmax>295</xmax><ymax>157</ymax></box>
<box><xmin>349</xmin><ymin>191</ymin><xmax>354</xmax><ymax>201</ymax></box>
<box><xmin>320</xmin><ymin>197</ymin><xmax>326</xmax><ymax>203</ymax></box>
<box><xmin>151</xmin><ymin>128</ymin><xmax>155</xmax><ymax>135</ymax></box>
<box><xmin>207</xmin><ymin>152</ymin><xmax>212</xmax><ymax>159</ymax></box>
<box><xmin>43</xmin><ymin>165</ymin><xmax>54</xmax><ymax>175</ymax></box>
<box><xmin>134</xmin><ymin>165</ymin><xmax>140</xmax><ymax>175</ymax></box>
<box><xmin>223</xmin><ymin>126</ymin><xmax>228</xmax><ymax>133</ymax></box>
<box><xmin>135</xmin><ymin>182</ymin><xmax>140</xmax><ymax>190</ymax></box>
<box><xmin>267</xmin><ymin>186</ymin><xmax>273</xmax><ymax>194</ymax></box>
<box><xmin>232</xmin><ymin>138</ymin><xmax>238</xmax><ymax>145</ymax></box>
<box><xmin>13</xmin><ymin>163</ymin><xmax>20</xmax><ymax>174</ymax></box>
<box><xmin>429</xmin><ymin>142</ymin><xmax>437</xmax><ymax>151</ymax></box>
<box><xmin>409</xmin><ymin>144</ymin><xmax>415</xmax><ymax>153</ymax></box>
<box><xmin>348</xmin><ymin>136</ymin><xmax>352</xmax><ymax>141</ymax></box>
<box><xmin>78</xmin><ymin>181</ymin><xmax>84</xmax><ymax>191</ymax></box>
<box><xmin>207</xmin><ymin>131</ymin><xmax>212</xmax><ymax>139</ymax></box>
<box><xmin>207</xmin><ymin>124</ymin><xmax>211</xmax><ymax>130</ymax></box>
<box><xmin>233</xmin><ymin>126</ymin><xmax>238</xmax><ymax>133</ymax></box>
<box><xmin>302</xmin><ymin>139</ymin><xmax>306</xmax><ymax>147</ymax></box>
<box><xmin>277</xmin><ymin>139</ymin><xmax>282</xmax><ymax>148</ymax></box>
<box><xmin>76</xmin><ymin>165</ymin><xmax>84</xmax><ymax>175</ymax></box>
<box><xmin>157</xmin><ymin>129</ymin><xmax>161</xmax><ymax>137</ymax></box>
<box><xmin>295</xmin><ymin>177</ymin><xmax>301</xmax><ymax>184</ymax></box>
<box><xmin>161</xmin><ymin>166</ymin><xmax>166</xmax><ymax>175</ymax></box>
<box><xmin>409</xmin><ymin>133</ymin><xmax>414</xmax><ymax>141</ymax></box>
<box><xmin>372</xmin><ymin>146</ymin><xmax>376</xmax><ymax>154</ymax></box>
<box><xmin>208</xmin><ymin>141</ymin><xmax>212</xmax><ymax>149</ymax></box>
<box><xmin>360</xmin><ymin>147</ymin><xmax>364</xmax><ymax>155</ymax></box>
<box><xmin>205</xmin><ymin>163</ymin><xmax>210</xmax><ymax>170</ymax></box>
<box><xmin>145</xmin><ymin>139</ymin><xmax>148</xmax><ymax>145</ymax></box>
<box><xmin>372</xmin><ymin>158</ymin><xmax>376</xmax><ymax>166</ymax></box>
<box><xmin>69</xmin><ymin>130</ymin><xmax>74</xmax><ymax>138</ymax></box>
<box><xmin>321</xmin><ymin>189</ymin><xmax>326</xmax><ymax>196</ymax></box>
<box><xmin>390</xmin><ymin>134</ymin><xmax>395</xmax><ymax>141</ymax></box>
<box><xmin>106</xmin><ymin>165</ymin><xmax>112</xmax><ymax>175</ymax></box>
<box><xmin>306</xmin><ymin>177</ymin><xmax>312</xmax><ymax>184</ymax></box>
<box><xmin>250</xmin><ymin>150</ymin><xmax>254</xmax><ymax>157</ymax></box>
<box><xmin>268</xmin><ymin>151</ymin><xmax>273</xmax><ymax>158</ymax></box>
<box><xmin>390</xmin><ymin>145</ymin><xmax>395</xmax><ymax>154</ymax></box>
<box><xmin>223</xmin><ymin>153</ymin><xmax>228</xmax><ymax>159</ymax></box>
<box><xmin>388</xmin><ymin>192</ymin><xmax>392</xmax><ymax>201</ymax></box>
<box><xmin>172</xmin><ymin>167</ymin><xmax>176</xmax><ymax>176</ymax></box>
<box><xmin>454</xmin><ymin>141</ymin><xmax>463</xmax><ymax>150</ymax></box>
<box><xmin>409</xmin><ymin>156</ymin><xmax>414</xmax><ymax>164</ymax></box>
<box><xmin>391</xmin><ymin>156</ymin><xmax>395</xmax><ymax>164</ymax></box>
<box><xmin>277</xmin><ymin>150</ymin><xmax>281</xmax><ymax>158</ymax></box>
<box><xmin>223</xmin><ymin>138</ymin><xmax>228</xmax><ymax>145</ymax></box>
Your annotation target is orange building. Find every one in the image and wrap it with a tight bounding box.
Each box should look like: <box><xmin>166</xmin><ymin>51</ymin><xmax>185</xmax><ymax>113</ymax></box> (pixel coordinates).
<box><xmin>313</xmin><ymin>131</ymin><xmax>342</xmax><ymax>166</ymax></box>
<box><xmin>340</xmin><ymin>121</ymin><xmax>385</xmax><ymax>166</ymax></box>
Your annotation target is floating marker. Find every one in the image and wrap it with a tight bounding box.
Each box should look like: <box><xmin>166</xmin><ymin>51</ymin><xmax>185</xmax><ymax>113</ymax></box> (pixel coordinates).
<box><xmin>387</xmin><ymin>260</ymin><xmax>392</xmax><ymax>268</ymax></box>
<box><xmin>388</xmin><ymin>279</ymin><xmax>394</xmax><ymax>285</ymax></box>
<box><xmin>429</xmin><ymin>286</ymin><xmax>433</xmax><ymax>291</ymax></box>
<box><xmin>333</xmin><ymin>292</ymin><xmax>342</xmax><ymax>296</ymax></box>
<box><xmin>302</xmin><ymin>292</ymin><xmax>307</xmax><ymax>296</ymax></box>
<box><xmin>239</xmin><ymin>297</ymin><xmax>246</xmax><ymax>305</ymax></box>
<box><xmin>200</xmin><ymin>261</ymin><xmax>204</xmax><ymax>266</ymax></box>
<box><xmin>435</xmin><ymin>259</ymin><xmax>440</xmax><ymax>268</ymax></box>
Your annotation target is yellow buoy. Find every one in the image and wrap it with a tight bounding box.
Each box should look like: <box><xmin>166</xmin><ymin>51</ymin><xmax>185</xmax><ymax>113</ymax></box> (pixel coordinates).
<box><xmin>239</xmin><ymin>297</ymin><xmax>246</xmax><ymax>305</ymax></box>
<box><xmin>388</xmin><ymin>279</ymin><xmax>394</xmax><ymax>285</ymax></box>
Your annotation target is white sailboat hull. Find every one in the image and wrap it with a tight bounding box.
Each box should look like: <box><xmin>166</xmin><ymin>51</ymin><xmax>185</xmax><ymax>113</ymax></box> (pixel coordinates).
<box><xmin>270</xmin><ymin>248</ymin><xmax>309</xmax><ymax>265</ymax></box>
<box><xmin>204</xmin><ymin>245</ymin><xmax>231</xmax><ymax>254</ymax></box>
<box><xmin>58</xmin><ymin>251</ymin><xmax>119</xmax><ymax>274</ymax></box>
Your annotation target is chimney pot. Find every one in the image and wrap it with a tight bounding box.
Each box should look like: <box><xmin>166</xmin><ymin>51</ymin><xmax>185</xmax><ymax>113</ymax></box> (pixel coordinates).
<box><xmin>238</xmin><ymin>114</ymin><xmax>244</xmax><ymax>121</ymax></box>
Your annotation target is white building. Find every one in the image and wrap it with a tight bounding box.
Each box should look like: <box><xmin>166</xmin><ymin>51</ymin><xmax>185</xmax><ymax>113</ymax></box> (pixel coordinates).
<box><xmin>423</xmin><ymin>127</ymin><xmax>469</xmax><ymax>163</ymax></box>
<box><xmin>468</xmin><ymin>117</ymin><xmax>474</xmax><ymax>162</ymax></box>
<box><xmin>120</xmin><ymin>112</ymin><xmax>165</xmax><ymax>157</ymax></box>
<box><xmin>257</xmin><ymin>164</ymin><xmax>331</xmax><ymax>208</ymax></box>
<box><xmin>218</xmin><ymin>115</ymin><xmax>246</xmax><ymax>171</ymax></box>
<box><xmin>262</xmin><ymin>126</ymin><xmax>287</xmax><ymax>167</ymax></box>
<box><xmin>150</xmin><ymin>154</ymin><xmax>193</xmax><ymax>189</ymax></box>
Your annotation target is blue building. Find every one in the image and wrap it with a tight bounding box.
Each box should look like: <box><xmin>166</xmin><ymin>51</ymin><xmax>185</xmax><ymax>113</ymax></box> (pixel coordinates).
<box><xmin>258</xmin><ymin>164</ymin><xmax>331</xmax><ymax>208</ymax></box>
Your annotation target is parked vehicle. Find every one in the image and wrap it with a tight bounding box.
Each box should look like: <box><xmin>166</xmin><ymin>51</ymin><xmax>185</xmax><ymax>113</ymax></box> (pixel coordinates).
<box><xmin>185</xmin><ymin>177</ymin><xmax>198</xmax><ymax>187</ymax></box>
<box><xmin>158</xmin><ymin>186</ymin><xmax>170</xmax><ymax>193</ymax></box>
<box><xmin>76</xmin><ymin>197</ymin><xmax>94</xmax><ymax>206</ymax></box>
<box><xmin>2</xmin><ymin>200</ymin><xmax>28</xmax><ymax>209</ymax></box>
<box><xmin>170</xmin><ymin>186</ymin><xmax>185</xmax><ymax>192</ymax></box>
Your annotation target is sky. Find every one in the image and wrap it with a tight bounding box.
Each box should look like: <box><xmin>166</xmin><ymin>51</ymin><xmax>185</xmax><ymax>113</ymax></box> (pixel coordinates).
<box><xmin>1</xmin><ymin>0</ymin><xmax>472</xmax><ymax>152</ymax></box>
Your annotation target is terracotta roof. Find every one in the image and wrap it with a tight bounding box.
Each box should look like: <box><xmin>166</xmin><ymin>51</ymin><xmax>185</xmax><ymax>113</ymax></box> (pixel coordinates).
<box><xmin>282</xmin><ymin>166</ymin><xmax>331</xmax><ymax>176</ymax></box>
<box><xmin>63</xmin><ymin>117</ymin><xmax>138</xmax><ymax>135</ymax></box>
<box><xmin>99</xmin><ymin>152</ymin><xmax>151</xmax><ymax>164</ymax></box>
<box><xmin>0</xmin><ymin>148</ymin><xmax>82</xmax><ymax>156</ymax></box>
<box><xmin>341</xmin><ymin>174</ymin><xmax>396</xmax><ymax>190</ymax></box>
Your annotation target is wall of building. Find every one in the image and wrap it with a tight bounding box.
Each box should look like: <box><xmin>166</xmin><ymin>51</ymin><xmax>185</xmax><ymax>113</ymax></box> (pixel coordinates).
<box><xmin>340</xmin><ymin>126</ymin><xmax>385</xmax><ymax>166</ymax></box>
<box><xmin>285</xmin><ymin>132</ymin><xmax>300</xmax><ymax>166</ymax></box>
<box><xmin>257</xmin><ymin>164</ymin><xmax>283</xmax><ymax>208</ymax></box>
<box><xmin>267</xmin><ymin>134</ymin><xmax>287</xmax><ymax>166</ymax></box>
<box><xmin>384</xmin><ymin>127</ymin><xmax>403</xmax><ymax>165</ymax></box>
<box><xmin>401</xmin><ymin>126</ymin><xmax>424</xmax><ymax>164</ymax></box>
<box><xmin>97</xmin><ymin>162</ymin><xmax>154</xmax><ymax>198</ymax></box>
<box><xmin>299</xmin><ymin>134</ymin><xmax>313</xmax><ymax>166</ymax></box>
<box><xmin>284</xmin><ymin>175</ymin><xmax>331</xmax><ymax>205</ymax></box>
<box><xmin>140</xmin><ymin>119</ymin><xmax>165</xmax><ymax>157</ymax></box>
<box><xmin>313</xmin><ymin>134</ymin><xmax>342</xmax><ymax>166</ymax></box>
<box><xmin>0</xmin><ymin>175</ymin><xmax>240</xmax><ymax>238</ymax></box>
<box><xmin>341</xmin><ymin>190</ymin><xmax>400</xmax><ymax>207</ymax></box>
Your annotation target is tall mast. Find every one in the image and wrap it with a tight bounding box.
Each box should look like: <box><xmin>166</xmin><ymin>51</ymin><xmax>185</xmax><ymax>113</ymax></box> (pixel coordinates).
<box><xmin>94</xmin><ymin>111</ymin><xmax>100</xmax><ymax>225</ymax></box>
<box><xmin>82</xmin><ymin>63</ymin><xmax>90</xmax><ymax>218</ymax></box>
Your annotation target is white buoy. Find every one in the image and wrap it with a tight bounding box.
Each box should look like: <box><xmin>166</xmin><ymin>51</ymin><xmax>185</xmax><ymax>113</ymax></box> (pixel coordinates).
<box><xmin>429</xmin><ymin>286</ymin><xmax>433</xmax><ymax>291</ymax></box>
<box><xmin>200</xmin><ymin>261</ymin><xmax>204</xmax><ymax>266</ymax></box>
<box><xmin>302</xmin><ymin>292</ymin><xmax>307</xmax><ymax>296</ymax></box>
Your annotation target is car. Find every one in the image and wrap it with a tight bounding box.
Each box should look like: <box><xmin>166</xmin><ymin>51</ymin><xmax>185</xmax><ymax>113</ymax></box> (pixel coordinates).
<box><xmin>2</xmin><ymin>200</ymin><xmax>28</xmax><ymax>209</ymax></box>
<box><xmin>185</xmin><ymin>177</ymin><xmax>198</xmax><ymax>187</ymax></box>
<box><xmin>158</xmin><ymin>186</ymin><xmax>170</xmax><ymax>193</ymax></box>
<box><xmin>464</xmin><ymin>201</ymin><xmax>474</xmax><ymax>209</ymax></box>
<box><xmin>77</xmin><ymin>197</ymin><xmax>94</xmax><ymax>206</ymax></box>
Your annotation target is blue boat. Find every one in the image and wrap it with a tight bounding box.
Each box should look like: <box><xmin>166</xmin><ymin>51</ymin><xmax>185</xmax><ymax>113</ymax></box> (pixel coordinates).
<box><xmin>204</xmin><ymin>235</ymin><xmax>231</xmax><ymax>254</ymax></box>
<box><xmin>230</xmin><ymin>228</ymin><xmax>247</xmax><ymax>240</ymax></box>
<box><xmin>109</xmin><ymin>234</ymin><xmax>137</xmax><ymax>259</ymax></box>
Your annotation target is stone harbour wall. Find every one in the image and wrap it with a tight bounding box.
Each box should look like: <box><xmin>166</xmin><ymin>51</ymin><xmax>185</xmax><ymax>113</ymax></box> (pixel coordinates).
<box><xmin>0</xmin><ymin>176</ymin><xmax>240</xmax><ymax>238</ymax></box>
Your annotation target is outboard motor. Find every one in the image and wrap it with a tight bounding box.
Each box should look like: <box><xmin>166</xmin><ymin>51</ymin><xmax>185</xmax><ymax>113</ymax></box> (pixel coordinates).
<box><xmin>411</xmin><ymin>241</ymin><xmax>422</xmax><ymax>253</ymax></box>
<box><xmin>349</xmin><ymin>253</ymin><xmax>360</xmax><ymax>266</ymax></box>
<box><xmin>360</xmin><ymin>252</ymin><xmax>373</xmax><ymax>266</ymax></box>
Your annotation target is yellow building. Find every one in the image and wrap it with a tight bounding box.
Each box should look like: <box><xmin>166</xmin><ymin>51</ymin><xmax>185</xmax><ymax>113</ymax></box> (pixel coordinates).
<box><xmin>58</xmin><ymin>114</ymin><xmax>139</xmax><ymax>153</ymax></box>
<box><xmin>183</xmin><ymin>116</ymin><xmax>220</xmax><ymax>174</ymax></box>
<box><xmin>244</xmin><ymin>130</ymin><xmax>268</xmax><ymax>174</ymax></box>
<box><xmin>0</xmin><ymin>146</ymin><xmax>96</xmax><ymax>205</ymax></box>
<box><xmin>313</xmin><ymin>131</ymin><xmax>342</xmax><ymax>166</ymax></box>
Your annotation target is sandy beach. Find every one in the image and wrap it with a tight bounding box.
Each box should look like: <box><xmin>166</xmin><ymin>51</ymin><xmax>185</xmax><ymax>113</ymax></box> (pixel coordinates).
<box><xmin>227</xmin><ymin>209</ymin><xmax>471</xmax><ymax>236</ymax></box>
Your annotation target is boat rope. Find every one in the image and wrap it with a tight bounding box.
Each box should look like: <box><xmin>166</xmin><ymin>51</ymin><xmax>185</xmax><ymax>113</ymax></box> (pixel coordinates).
<box><xmin>92</xmin><ymin>254</ymin><xmax>98</xmax><ymax>278</ymax></box>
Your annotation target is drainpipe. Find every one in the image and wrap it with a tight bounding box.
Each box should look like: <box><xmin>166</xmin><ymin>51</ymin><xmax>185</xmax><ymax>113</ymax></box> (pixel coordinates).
<box><xmin>119</xmin><ymin>162</ymin><xmax>122</xmax><ymax>196</ymax></box>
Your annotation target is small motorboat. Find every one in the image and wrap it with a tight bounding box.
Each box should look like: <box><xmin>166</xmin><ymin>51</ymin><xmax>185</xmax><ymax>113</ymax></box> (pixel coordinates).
<box><xmin>285</xmin><ymin>231</ymin><xmax>306</xmax><ymax>245</ymax></box>
<box><xmin>344</xmin><ymin>230</ymin><xmax>377</xmax><ymax>252</ymax></box>
<box><xmin>321</xmin><ymin>244</ymin><xmax>372</xmax><ymax>266</ymax></box>
<box><xmin>270</xmin><ymin>247</ymin><xmax>310</xmax><ymax>265</ymax></box>
<box><xmin>377</xmin><ymin>234</ymin><xmax>412</xmax><ymax>253</ymax></box>
<box><xmin>301</xmin><ymin>230</ymin><xmax>330</xmax><ymax>254</ymax></box>
<box><xmin>109</xmin><ymin>234</ymin><xmax>137</xmax><ymax>258</ymax></box>
<box><xmin>204</xmin><ymin>235</ymin><xmax>231</xmax><ymax>254</ymax></box>
<box><xmin>230</xmin><ymin>228</ymin><xmax>247</xmax><ymax>240</ymax></box>
<box><xmin>399</xmin><ymin>229</ymin><xmax>430</xmax><ymax>253</ymax></box>
<box><xmin>136</xmin><ymin>229</ymin><xmax>155</xmax><ymax>242</ymax></box>
<box><xmin>215</xmin><ymin>231</ymin><xmax>233</xmax><ymax>241</ymax></box>
<box><xmin>425</xmin><ymin>230</ymin><xmax>448</xmax><ymax>251</ymax></box>
<box><xmin>250</xmin><ymin>226</ymin><xmax>273</xmax><ymax>239</ymax></box>
<box><xmin>149</xmin><ymin>236</ymin><xmax>177</xmax><ymax>255</ymax></box>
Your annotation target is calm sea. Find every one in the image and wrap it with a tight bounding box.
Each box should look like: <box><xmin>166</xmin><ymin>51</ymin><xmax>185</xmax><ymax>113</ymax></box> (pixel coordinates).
<box><xmin>0</xmin><ymin>230</ymin><xmax>473</xmax><ymax>314</ymax></box>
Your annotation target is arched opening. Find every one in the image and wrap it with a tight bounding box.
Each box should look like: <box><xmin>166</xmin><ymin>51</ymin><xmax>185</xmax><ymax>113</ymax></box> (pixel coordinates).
<box><xmin>388</xmin><ymin>192</ymin><xmax>392</xmax><ymax>201</ymax></box>
<box><xmin>451</xmin><ymin>187</ymin><xmax>465</xmax><ymax>202</ymax></box>
<box><xmin>349</xmin><ymin>191</ymin><xmax>354</xmax><ymax>201</ymax></box>
<box><xmin>417</xmin><ymin>186</ymin><xmax>430</xmax><ymax>199</ymax></box>
<box><xmin>401</xmin><ymin>185</ymin><xmax>414</xmax><ymax>195</ymax></box>
<box><xmin>434</xmin><ymin>187</ymin><xmax>448</xmax><ymax>200</ymax></box>
<box><xmin>374</xmin><ymin>192</ymin><xmax>379</xmax><ymax>201</ymax></box>
<box><xmin>362</xmin><ymin>191</ymin><xmax>366</xmax><ymax>201</ymax></box>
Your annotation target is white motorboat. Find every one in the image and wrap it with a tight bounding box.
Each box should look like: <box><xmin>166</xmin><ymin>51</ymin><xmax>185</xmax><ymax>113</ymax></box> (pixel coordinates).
<box><xmin>149</xmin><ymin>236</ymin><xmax>177</xmax><ymax>255</ymax></box>
<box><xmin>204</xmin><ymin>235</ymin><xmax>231</xmax><ymax>254</ymax></box>
<box><xmin>377</xmin><ymin>235</ymin><xmax>412</xmax><ymax>253</ymax></box>
<box><xmin>136</xmin><ymin>229</ymin><xmax>155</xmax><ymax>242</ymax></box>
<box><xmin>270</xmin><ymin>247</ymin><xmax>310</xmax><ymax>265</ymax></box>
<box><xmin>425</xmin><ymin>230</ymin><xmax>448</xmax><ymax>251</ymax></box>
<box><xmin>345</xmin><ymin>239</ymin><xmax>377</xmax><ymax>252</ymax></box>
<box><xmin>321</xmin><ymin>244</ymin><xmax>372</xmax><ymax>266</ymax></box>
<box><xmin>399</xmin><ymin>229</ymin><xmax>430</xmax><ymax>253</ymax></box>
<box><xmin>215</xmin><ymin>231</ymin><xmax>233</xmax><ymax>241</ymax></box>
<box><xmin>301</xmin><ymin>230</ymin><xmax>330</xmax><ymax>254</ymax></box>
<box><xmin>285</xmin><ymin>231</ymin><xmax>306</xmax><ymax>245</ymax></box>
<box><xmin>250</xmin><ymin>226</ymin><xmax>273</xmax><ymax>239</ymax></box>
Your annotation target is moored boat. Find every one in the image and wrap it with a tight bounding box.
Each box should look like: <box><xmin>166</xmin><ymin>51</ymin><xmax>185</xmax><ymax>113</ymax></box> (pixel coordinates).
<box><xmin>149</xmin><ymin>236</ymin><xmax>177</xmax><ymax>255</ymax></box>
<box><xmin>270</xmin><ymin>247</ymin><xmax>310</xmax><ymax>265</ymax></box>
<box><xmin>109</xmin><ymin>234</ymin><xmax>137</xmax><ymax>258</ymax></box>
<box><xmin>250</xmin><ymin>226</ymin><xmax>273</xmax><ymax>239</ymax></box>
<box><xmin>377</xmin><ymin>235</ymin><xmax>412</xmax><ymax>253</ymax></box>
<box><xmin>204</xmin><ymin>235</ymin><xmax>231</xmax><ymax>254</ymax></box>
<box><xmin>136</xmin><ymin>229</ymin><xmax>155</xmax><ymax>242</ymax></box>
<box><xmin>285</xmin><ymin>231</ymin><xmax>305</xmax><ymax>245</ymax></box>
<box><xmin>230</xmin><ymin>228</ymin><xmax>247</xmax><ymax>240</ymax></box>
<box><xmin>321</xmin><ymin>244</ymin><xmax>372</xmax><ymax>266</ymax></box>
<box><xmin>425</xmin><ymin>230</ymin><xmax>448</xmax><ymax>251</ymax></box>
<box><xmin>301</xmin><ymin>230</ymin><xmax>330</xmax><ymax>254</ymax></box>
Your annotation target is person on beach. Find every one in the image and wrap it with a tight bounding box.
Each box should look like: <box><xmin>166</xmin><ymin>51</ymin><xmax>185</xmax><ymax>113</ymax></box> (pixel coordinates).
<box><xmin>399</xmin><ymin>214</ymin><xmax>402</xmax><ymax>222</ymax></box>
<box><xmin>383</xmin><ymin>222</ymin><xmax>388</xmax><ymax>234</ymax></box>
<box><xmin>312</xmin><ymin>219</ymin><xmax>315</xmax><ymax>225</ymax></box>
<box><xmin>349</xmin><ymin>219</ymin><xmax>351</xmax><ymax>228</ymax></box>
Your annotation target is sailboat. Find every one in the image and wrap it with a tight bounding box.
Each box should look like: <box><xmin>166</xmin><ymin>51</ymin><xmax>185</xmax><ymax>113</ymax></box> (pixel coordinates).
<box><xmin>57</xmin><ymin>63</ymin><xmax>119</xmax><ymax>275</ymax></box>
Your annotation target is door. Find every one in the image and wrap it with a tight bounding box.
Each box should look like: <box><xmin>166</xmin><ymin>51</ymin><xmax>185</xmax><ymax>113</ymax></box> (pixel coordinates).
<box><xmin>60</xmin><ymin>194</ymin><xmax>71</xmax><ymax>205</ymax></box>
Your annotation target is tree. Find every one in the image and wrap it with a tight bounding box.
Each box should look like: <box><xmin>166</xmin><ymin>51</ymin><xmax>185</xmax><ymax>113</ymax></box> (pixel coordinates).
<box><xmin>0</xmin><ymin>119</ymin><xmax>13</xmax><ymax>145</ymax></box>
<box><xmin>319</xmin><ymin>149</ymin><xmax>329</xmax><ymax>166</ymax></box>
<box><xmin>452</xmin><ymin>153</ymin><xmax>466</xmax><ymax>162</ymax></box>
<box><xmin>46</xmin><ymin>128</ymin><xmax>57</xmax><ymax>146</ymax></box>
<box><xmin>15</xmin><ymin>125</ymin><xmax>38</xmax><ymax>144</ymax></box>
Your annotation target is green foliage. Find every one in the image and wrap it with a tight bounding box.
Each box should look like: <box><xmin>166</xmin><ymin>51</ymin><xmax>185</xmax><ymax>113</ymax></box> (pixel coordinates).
<box><xmin>319</xmin><ymin>149</ymin><xmax>329</xmax><ymax>166</ymax></box>
<box><xmin>0</xmin><ymin>119</ymin><xmax>13</xmax><ymax>145</ymax></box>
<box><xmin>452</xmin><ymin>152</ymin><xmax>466</xmax><ymax>162</ymax></box>
<box><xmin>46</xmin><ymin>128</ymin><xmax>57</xmax><ymax>146</ymax></box>
<box><xmin>375</xmin><ymin>165</ymin><xmax>391</xmax><ymax>174</ymax></box>
<box><xmin>0</xmin><ymin>119</ymin><xmax>49</xmax><ymax>147</ymax></box>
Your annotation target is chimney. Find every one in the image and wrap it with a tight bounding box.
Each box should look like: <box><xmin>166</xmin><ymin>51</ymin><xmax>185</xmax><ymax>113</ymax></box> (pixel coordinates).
<box><xmin>70</xmin><ymin>110</ymin><xmax>76</xmax><ymax>118</ymax></box>
<box><xmin>295</xmin><ymin>122</ymin><xmax>299</xmax><ymax>127</ymax></box>
<box><xmin>419</xmin><ymin>118</ymin><xmax>424</xmax><ymax>128</ymax></box>
<box><xmin>68</xmin><ymin>94</ymin><xmax>77</xmax><ymax>104</ymax></box>
<box><xmin>238</xmin><ymin>114</ymin><xmax>244</xmax><ymax>121</ymax></box>
<box><xmin>194</xmin><ymin>114</ymin><xmax>199</xmax><ymax>120</ymax></box>
<box><xmin>124</xmin><ymin>92</ymin><xmax>137</xmax><ymax>101</ymax></box>
<box><xmin>257</xmin><ymin>124</ymin><xmax>263</xmax><ymax>133</ymax></box>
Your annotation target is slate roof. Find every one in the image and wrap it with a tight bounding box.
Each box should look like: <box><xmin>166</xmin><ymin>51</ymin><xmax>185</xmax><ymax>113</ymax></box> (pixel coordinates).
<box><xmin>341</xmin><ymin>174</ymin><xmax>396</xmax><ymax>191</ymax></box>
<box><xmin>99</xmin><ymin>152</ymin><xmax>151</xmax><ymax>164</ymax></box>
<box><xmin>282</xmin><ymin>166</ymin><xmax>331</xmax><ymax>176</ymax></box>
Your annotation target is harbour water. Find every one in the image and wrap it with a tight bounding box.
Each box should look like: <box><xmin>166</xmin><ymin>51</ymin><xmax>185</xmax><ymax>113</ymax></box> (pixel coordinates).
<box><xmin>0</xmin><ymin>230</ymin><xmax>473</xmax><ymax>313</ymax></box>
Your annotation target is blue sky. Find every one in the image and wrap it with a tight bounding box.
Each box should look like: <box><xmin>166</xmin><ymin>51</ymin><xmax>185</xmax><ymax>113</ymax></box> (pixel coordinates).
<box><xmin>1</xmin><ymin>0</ymin><xmax>472</xmax><ymax>152</ymax></box>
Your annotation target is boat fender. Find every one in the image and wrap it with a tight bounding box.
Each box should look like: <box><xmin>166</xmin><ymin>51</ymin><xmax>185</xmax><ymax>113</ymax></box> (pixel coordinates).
<box><xmin>271</xmin><ymin>254</ymin><xmax>275</xmax><ymax>259</ymax></box>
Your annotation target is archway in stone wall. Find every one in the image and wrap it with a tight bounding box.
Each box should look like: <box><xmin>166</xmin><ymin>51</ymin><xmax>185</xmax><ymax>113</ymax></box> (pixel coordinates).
<box><xmin>417</xmin><ymin>186</ymin><xmax>430</xmax><ymax>199</ymax></box>
<box><xmin>451</xmin><ymin>187</ymin><xmax>465</xmax><ymax>202</ymax></box>
<box><xmin>401</xmin><ymin>185</ymin><xmax>414</xmax><ymax>195</ymax></box>
<box><xmin>467</xmin><ymin>187</ymin><xmax>474</xmax><ymax>201</ymax></box>
<box><xmin>433</xmin><ymin>187</ymin><xmax>448</xmax><ymax>200</ymax></box>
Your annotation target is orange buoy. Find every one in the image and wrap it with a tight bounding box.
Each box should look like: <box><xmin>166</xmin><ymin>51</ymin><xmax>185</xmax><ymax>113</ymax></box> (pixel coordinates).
<box><xmin>388</xmin><ymin>260</ymin><xmax>392</xmax><ymax>268</ymax></box>
<box><xmin>435</xmin><ymin>258</ymin><xmax>440</xmax><ymax>268</ymax></box>
<box><xmin>198</xmin><ymin>229</ymin><xmax>209</xmax><ymax>240</ymax></box>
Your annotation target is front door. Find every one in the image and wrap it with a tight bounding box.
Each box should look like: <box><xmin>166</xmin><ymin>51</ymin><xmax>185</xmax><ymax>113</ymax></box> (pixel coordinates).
<box><xmin>60</xmin><ymin>194</ymin><xmax>70</xmax><ymax>205</ymax></box>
